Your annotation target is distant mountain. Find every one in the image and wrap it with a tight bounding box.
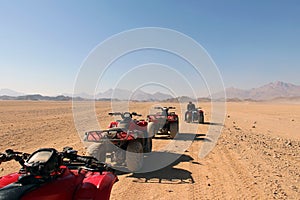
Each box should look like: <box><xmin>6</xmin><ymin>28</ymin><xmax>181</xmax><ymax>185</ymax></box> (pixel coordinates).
<box><xmin>0</xmin><ymin>88</ymin><xmax>24</xmax><ymax>97</ymax></box>
<box><xmin>0</xmin><ymin>88</ymin><xmax>173</xmax><ymax>101</ymax></box>
<box><xmin>0</xmin><ymin>94</ymin><xmax>75</xmax><ymax>101</ymax></box>
<box><xmin>2</xmin><ymin>81</ymin><xmax>299</xmax><ymax>102</ymax></box>
<box><xmin>249</xmin><ymin>81</ymin><xmax>300</xmax><ymax>100</ymax></box>
<box><xmin>96</xmin><ymin>88</ymin><xmax>173</xmax><ymax>101</ymax></box>
<box><xmin>164</xmin><ymin>96</ymin><xmax>196</xmax><ymax>103</ymax></box>
<box><xmin>153</xmin><ymin>92</ymin><xmax>174</xmax><ymax>101</ymax></box>
<box><xmin>218</xmin><ymin>81</ymin><xmax>300</xmax><ymax>100</ymax></box>
<box><xmin>97</xmin><ymin>88</ymin><xmax>131</xmax><ymax>100</ymax></box>
<box><xmin>63</xmin><ymin>92</ymin><xmax>94</xmax><ymax>99</ymax></box>
<box><xmin>131</xmin><ymin>90</ymin><xmax>153</xmax><ymax>101</ymax></box>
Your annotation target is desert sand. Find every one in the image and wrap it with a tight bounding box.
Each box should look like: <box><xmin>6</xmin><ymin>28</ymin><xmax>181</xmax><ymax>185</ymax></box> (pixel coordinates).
<box><xmin>0</xmin><ymin>100</ymin><xmax>299</xmax><ymax>199</ymax></box>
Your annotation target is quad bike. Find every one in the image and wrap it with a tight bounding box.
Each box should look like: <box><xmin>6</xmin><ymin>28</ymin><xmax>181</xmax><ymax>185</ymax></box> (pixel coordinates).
<box><xmin>84</xmin><ymin>112</ymin><xmax>152</xmax><ymax>172</ymax></box>
<box><xmin>147</xmin><ymin>107</ymin><xmax>179</xmax><ymax>138</ymax></box>
<box><xmin>186</xmin><ymin>107</ymin><xmax>204</xmax><ymax>124</ymax></box>
<box><xmin>0</xmin><ymin>147</ymin><xmax>118</xmax><ymax>200</ymax></box>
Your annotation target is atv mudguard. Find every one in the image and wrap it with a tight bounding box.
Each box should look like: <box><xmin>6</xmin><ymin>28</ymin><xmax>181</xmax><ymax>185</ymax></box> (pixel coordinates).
<box><xmin>74</xmin><ymin>171</ymin><xmax>118</xmax><ymax>200</ymax></box>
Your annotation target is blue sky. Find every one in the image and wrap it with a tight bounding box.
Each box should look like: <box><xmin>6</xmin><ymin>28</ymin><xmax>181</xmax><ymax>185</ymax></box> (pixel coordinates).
<box><xmin>0</xmin><ymin>0</ymin><xmax>299</xmax><ymax>96</ymax></box>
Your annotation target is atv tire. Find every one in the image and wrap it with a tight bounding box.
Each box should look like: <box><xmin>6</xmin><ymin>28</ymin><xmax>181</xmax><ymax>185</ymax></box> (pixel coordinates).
<box><xmin>186</xmin><ymin>114</ymin><xmax>192</xmax><ymax>123</ymax></box>
<box><xmin>199</xmin><ymin>113</ymin><xmax>204</xmax><ymax>124</ymax></box>
<box><xmin>126</xmin><ymin>140</ymin><xmax>143</xmax><ymax>172</ymax></box>
<box><xmin>147</xmin><ymin>122</ymin><xmax>157</xmax><ymax>138</ymax></box>
<box><xmin>169</xmin><ymin>122</ymin><xmax>179</xmax><ymax>138</ymax></box>
<box><xmin>143</xmin><ymin>137</ymin><xmax>152</xmax><ymax>153</ymax></box>
<box><xmin>87</xmin><ymin>143</ymin><xmax>106</xmax><ymax>162</ymax></box>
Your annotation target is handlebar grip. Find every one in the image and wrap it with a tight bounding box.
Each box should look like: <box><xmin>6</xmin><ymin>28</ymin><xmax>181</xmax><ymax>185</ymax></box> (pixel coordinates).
<box><xmin>108</xmin><ymin>112</ymin><xmax>122</xmax><ymax>116</ymax></box>
<box><xmin>76</xmin><ymin>156</ymin><xmax>92</xmax><ymax>164</ymax></box>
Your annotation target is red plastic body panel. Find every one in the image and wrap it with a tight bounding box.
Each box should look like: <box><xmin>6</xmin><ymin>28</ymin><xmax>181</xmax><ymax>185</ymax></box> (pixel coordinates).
<box><xmin>108</xmin><ymin>121</ymin><xmax>118</xmax><ymax>128</ymax></box>
<box><xmin>0</xmin><ymin>172</ymin><xmax>20</xmax><ymax>188</ymax></box>
<box><xmin>0</xmin><ymin>166</ymin><xmax>117</xmax><ymax>200</ymax></box>
<box><xmin>74</xmin><ymin>171</ymin><xmax>118</xmax><ymax>200</ymax></box>
<box><xmin>167</xmin><ymin>115</ymin><xmax>178</xmax><ymax>122</ymax></box>
<box><xmin>148</xmin><ymin>112</ymin><xmax>178</xmax><ymax>122</ymax></box>
<box><xmin>22</xmin><ymin>168</ymin><xmax>83</xmax><ymax>200</ymax></box>
<box><xmin>128</xmin><ymin>121</ymin><xmax>147</xmax><ymax>132</ymax></box>
<box><xmin>136</xmin><ymin>120</ymin><xmax>148</xmax><ymax>127</ymax></box>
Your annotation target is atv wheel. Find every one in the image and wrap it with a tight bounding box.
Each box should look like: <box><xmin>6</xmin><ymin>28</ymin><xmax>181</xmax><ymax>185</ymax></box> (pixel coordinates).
<box><xmin>87</xmin><ymin>143</ymin><xmax>106</xmax><ymax>162</ymax></box>
<box><xmin>143</xmin><ymin>137</ymin><xmax>152</xmax><ymax>153</ymax></box>
<box><xmin>147</xmin><ymin>122</ymin><xmax>157</xmax><ymax>138</ymax></box>
<box><xmin>169</xmin><ymin>122</ymin><xmax>179</xmax><ymax>138</ymax></box>
<box><xmin>126</xmin><ymin>140</ymin><xmax>143</xmax><ymax>172</ymax></box>
<box><xmin>186</xmin><ymin>113</ymin><xmax>192</xmax><ymax>123</ymax></box>
<box><xmin>199</xmin><ymin>113</ymin><xmax>204</xmax><ymax>124</ymax></box>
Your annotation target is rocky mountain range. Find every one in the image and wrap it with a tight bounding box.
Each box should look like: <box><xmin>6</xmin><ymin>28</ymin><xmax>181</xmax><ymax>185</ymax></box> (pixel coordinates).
<box><xmin>96</xmin><ymin>89</ymin><xmax>173</xmax><ymax>101</ymax></box>
<box><xmin>222</xmin><ymin>81</ymin><xmax>300</xmax><ymax>100</ymax></box>
<box><xmin>1</xmin><ymin>81</ymin><xmax>299</xmax><ymax>101</ymax></box>
<box><xmin>0</xmin><ymin>88</ymin><xmax>24</xmax><ymax>97</ymax></box>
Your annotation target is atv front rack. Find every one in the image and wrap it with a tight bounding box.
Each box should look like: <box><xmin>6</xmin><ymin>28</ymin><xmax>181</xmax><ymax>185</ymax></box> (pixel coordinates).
<box><xmin>84</xmin><ymin>129</ymin><xmax>142</xmax><ymax>142</ymax></box>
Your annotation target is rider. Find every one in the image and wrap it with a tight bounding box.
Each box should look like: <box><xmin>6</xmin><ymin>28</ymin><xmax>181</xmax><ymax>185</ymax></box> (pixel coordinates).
<box><xmin>185</xmin><ymin>101</ymin><xmax>196</xmax><ymax>121</ymax></box>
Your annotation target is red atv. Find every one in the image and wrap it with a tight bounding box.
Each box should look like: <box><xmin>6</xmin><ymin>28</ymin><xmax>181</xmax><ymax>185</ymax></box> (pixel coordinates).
<box><xmin>147</xmin><ymin>107</ymin><xmax>179</xmax><ymax>138</ymax></box>
<box><xmin>84</xmin><ymin>112</ymin><xmax>152</xmax><ymax>172</ymax></box>
<box><xmin>186</xmin><ymin>107</ymin><xmax>204</xmax><ymax>124</ymax></box>
<box><xmin>0</xmin><ymin>147</ymin><xmax>117</xmax><ymax>200</ymax></box>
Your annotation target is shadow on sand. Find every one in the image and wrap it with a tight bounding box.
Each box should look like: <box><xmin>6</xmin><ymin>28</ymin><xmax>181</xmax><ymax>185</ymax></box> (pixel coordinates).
<box><xmin>113</xmin><ymin>127</ymin><xmax>217</xmax><ymax>183</ymax></box>
<box><xmin>185</xmin><ymin>121</ymin><xmax>223</xmax><ymax>126</ymax></box>
<box><xmin>202</xmin><ymin>122</ymin><xmax>224</xmax><ymax>126</ymax></box>
<box><xmin>154</xmin><ymin>133</ymin><xmax>211</xmax><ymax>142</ymax></box>
<box><xmin>127</xmin><ymin>152</ymin><xmax>198</xmax><ymax>184</ymax></box>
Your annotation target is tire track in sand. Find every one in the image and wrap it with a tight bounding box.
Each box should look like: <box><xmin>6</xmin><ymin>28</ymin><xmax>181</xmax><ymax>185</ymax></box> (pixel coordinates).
<box><xmin>188</xmin><ymin>133</ymin><xmax>265</xmax><ymax>199</ymax></box>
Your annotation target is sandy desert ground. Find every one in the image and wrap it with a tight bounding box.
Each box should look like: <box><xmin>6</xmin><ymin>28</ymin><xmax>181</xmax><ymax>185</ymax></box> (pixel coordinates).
<box><xmin>0</xmin><ymin>100</ymin><xmax>299</xmax><ymax>199</ymax></box>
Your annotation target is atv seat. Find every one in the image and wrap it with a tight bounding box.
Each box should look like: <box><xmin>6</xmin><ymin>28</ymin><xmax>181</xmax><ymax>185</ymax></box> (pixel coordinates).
<box><xmin>0</xmin><ymin>181</ymin><xmax>39</xmax><ymax>200</ymax></box>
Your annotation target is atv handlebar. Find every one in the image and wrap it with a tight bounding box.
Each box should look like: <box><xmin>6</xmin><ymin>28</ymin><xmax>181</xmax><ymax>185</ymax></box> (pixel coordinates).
<box><xmin>0</xmin><ymin>147</ymin><xmax>112</xmax><ymax>173</ymax></box>
<box><xmin>63</xmin><ymin>147</ymin><xmax>97</xmax><ymax>165</ymax></box>
<box><xmin>61</xmin><ymin>147</ymin><xmax>114</xmax><ymax>172</ymax></box>
<box><xmin>154</xmin><ymin>106</ymin><xmax>175</xmax><ymax>110</ymax></box>
<box><xmin>108</xmin><ymin>112</ymin><xmax>122</xmax><ymax>116</ymax></box>
<box><xmin>0</xmin><ymin>149</ymin><xmax>30</xmax><ymax>166</ymax></box>
<box><xmin>108</xmin><ymin>112</ymin><xmax>142</xmax><ymax>117</ymax></box>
